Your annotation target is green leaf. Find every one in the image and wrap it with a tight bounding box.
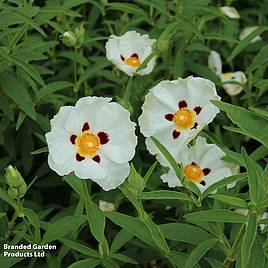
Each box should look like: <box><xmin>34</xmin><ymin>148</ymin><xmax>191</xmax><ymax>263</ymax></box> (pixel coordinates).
<box><xmin>60</xmin><ymin>238</ymin><xmax>100</xmax><ymax>258</ymax></box>
<box><xmin>213</xmin><ymin>101</ymin><xmax>268</xmax><ymax>149</ymax></box>
<box><xmin>0</xmin><ymin>99</ymin><xmax>14</xmax><ymax>121</ymax></box>
<box><xmin>143</xmin><ymin>160</ymin><xmax>158</xmax><ymax>185</ymax></box>
<box><xmin>185</xmin><ymin>239</ymin><xmax>217</xmax><ymax>268</ymax></box>
<box><xmin>241</xmin><ymin>211</ymin><xmax>257</xmax><ymax>267</ymax></box>
<box><xmin>140</xmin><ymin>190</ymin><xmax>193</xmax><ymax>202</ymax></box>
<box><xmin>184</xmin><ymin>209</ymin><xmax>247</xmax><ymax>223</ymax></box>
<box><xmin>208</xmin><ymin>194</ymin><xmax>248</xmax><ymax>208</ymax></box>
<box><xmin>23</xmin><ymin>208</ymin><xmax>40</xmax><ymax>230</ymax></box>
<box><xmin>42</xmin><ymin>215</ymin><xmax>86</xmax><ymax>243</ymax></box>
<box><xmin>0</xmin><ymin>188</ymin><xmax>18</xmax><ymax>210</ymax></box>
<box><xmin>227</xmin><ymin>26</ymin><xmax>268</xmax><ymax>62</ymax></box>
<box><xmin>241</xmin><ymin>148</ymin><xmax>259</xmax><ymax>204</ymax></box>
<box><xmin>0</xmin><ymin>73</ymin><xmax>36</xmax><ymax>120</ymax></box>
<box><xmin>110</xmin><ymin>229</ymin><xmax>134</xmax><ymax>254</ymax></box>
<box><xmin>168</xmin><ymin>251</ymin><xmax>200</xmax><ymax>268</ymax></box>
<box><xmin>247</xmin><ymin>44</ymin><xmax>268</xmax><ymax>72</ymax></box>
<box><xmin>30</xmin><ymin>147</ymin><xmax>48</xmax><ymax>155</ymax></box>
<box><xmin>160</xmin><ymin>223</ymin><xmax>213</xmax><ymax>245</ymax></box>
<box><xmin>64</xmin><ymin>174</ymin><xmax>87</xmax><ymax>202</ymax></box>
<box><xmin>68</xmin><ymin>259</ymin><xmax>100</xmax><ymax>268</ymax></box>
<box><xmin>104</xmin><ymin>211</ymin><xmax>155</xmax><ymax>248</ymax></box>
<box><xmin>111</xmin><ymin>253</ymin><xmax>137</xmax><ymax>264</ymax></box>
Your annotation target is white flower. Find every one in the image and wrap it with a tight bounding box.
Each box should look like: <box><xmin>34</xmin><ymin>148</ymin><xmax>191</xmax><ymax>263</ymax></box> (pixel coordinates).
<box><xmin>105</xmin><ymin>30</ymin><xmax>156</xmax><ymax>77</ymax></box>
<box><xmin>239</xmin><ymin>26</ymin><xmax>262</xmax><ymax>43</ymax></box>
<box><xmin>220</xmin><ymin>71</ymin><xmax>247</xmax><ymax>96</ymax></box>
<box><xmin>219</xmin><ymin>6</ymin><xmax>240</xmax><ymax>19</ymax></box>
<box><xmin>161</xmin><ymin>137</ymin><xmax>234</xmax><ymax>192</ymax></box>
<box><xmin>139</xmin><ymin>76</ymin><xmax>220</xmax><ymax>161</ymax></box>
<box><xmin>208</xmin><ymin>50</ymin><xmax>222</xmax><ymax>76</ymax></box>
<box><xmin>99</xmin><ymin>200</ymin><xmax>115</xmax><ymax>212</ymax></box>
<box><xmin>236</xmin><ymin>209</ymin><xmax>268</xmax><ymax>231</ymax></box>
<box><xmin>45</xmin><ymin>96</ymin><xmax>137</xmax><ymax>191</ymax></box>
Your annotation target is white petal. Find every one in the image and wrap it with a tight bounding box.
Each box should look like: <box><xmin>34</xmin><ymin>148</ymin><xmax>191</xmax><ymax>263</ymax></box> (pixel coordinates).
<box><xmin>50</xmin><ymin>106</ymin><xmax>74</xmax><ymax>130</ymax></box>
<box><xmin>161</xmin><ymin>170</ymin><xmax>182</xmax><ymax>188</ymax></box>
<box><xmin>47</xmin><ymin>154</ymin><xmax>75</xmax><ymax>176</ymax></box>
<box><xmin>219</xmin><ymin>6</ymin><xmax>240</xmax><ymax>19</ymax></box>
<box><xmin>45</xmin><ymin>129</ymin><xmax>76</xmax><ymax>165</ymax></box>
<box><xmin>239</xmin><ymin>26</ymin><xmax>261</xmax><ymax>43</ymax></box>
<box><xmin>208</xmin><ymin>50</ymin><xmax>222</xmax><ymax>76</ymax></box>
<box><xmin>220</xmin><ymin>72</ymin><xmax>247</xmax><ymax>96</ymax></box>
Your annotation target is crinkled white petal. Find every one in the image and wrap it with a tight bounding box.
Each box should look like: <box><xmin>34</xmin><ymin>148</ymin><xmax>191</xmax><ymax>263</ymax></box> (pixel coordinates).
<box><xmin>105</xmin><ymin>30</ymin><xmax>156</xmax><ymax>77</ymax></box>
<box><xmin>219</xmin><ymin>6</ymin><xmax>240</xmax><ymax>19</ymax></box>
<box><xmin>239</xmin><ymin>26</ymin><xmax>262</xmax><ymax>43</ymax></box>
<box><xmin>50</xmin><ymin>106</ymin><xmax>74</xmax><ymax>130</ymax></box>
<box><xmin>48</xmin><ymin>154</ymin><xmax>75</xmax><ymax>176</ymax></box>
<box><xmin>161</xmin><ymin>170</ymin><xmax>182</xmax><ymax>188</ymax></box>
<box><xmin>208</xmin><ymin>50</ymin><xmax>222</xmax><ymax>76</ymax></box>
<box><xmin>220</xmin><ymin>71</ymin><xmax>247</xmax><ymax>96</ymax></box>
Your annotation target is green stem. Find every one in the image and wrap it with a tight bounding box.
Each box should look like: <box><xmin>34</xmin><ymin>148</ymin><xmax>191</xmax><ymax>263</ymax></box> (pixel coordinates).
<box><xmin>123</xmin><ymin>76</ymin><xmax>133</xmax><ymax>104</ymax></box>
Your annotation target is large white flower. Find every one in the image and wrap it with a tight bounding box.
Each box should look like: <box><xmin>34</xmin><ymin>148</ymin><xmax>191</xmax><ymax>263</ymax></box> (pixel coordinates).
<box><xmin>105</xmin><ymin>30</ymin><xmax>156</xmax><ymax>77</ymax></box>
<box><xmin>208</xmin><ymin>50</ymin><xmax>222</xmax><ymax>76</ymax></box>
<box><xmin>219</xmin><ymin>6</ymin><xmax>240</xmax><ymax>19</ymax></box>
<box><xmin>139</xmin><ymin>76</ymin><xmax>220</xmax><ymax>159</ymax></box>
<box><xmin>161</xmin><ymin>137</ymin><xmax>234</xmax><ymax>192</ymax></box>
<box><xmin>239</xmin><ymin>26</ymin><xmax>262</xmax><ymax>43</ymax></box>
<box><xmin>220</xmin><ymin>72</ymin><xmax>247</xmax><ymax>96</ymax></box>
<box><xmin>45</xmin><ymin>96</ymin><xmax>137</xmax><ymax>191</ymax></box>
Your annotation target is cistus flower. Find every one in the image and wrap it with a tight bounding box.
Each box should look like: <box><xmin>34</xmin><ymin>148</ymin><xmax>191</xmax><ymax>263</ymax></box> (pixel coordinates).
<box><xmin>45</xmin><ymin>96</ymin><xmax>137</xmax><ymax>191</ymax></box>
<box><xmin>161</xmin><ymin>137</ymin><xmax>235</xmax><ymax>192</ymax></box>
<box><xmin>139</xmin><ymin>76</ymin><xmax>220</xmax><ymax>159</ymax></box>
<box><xmin>239</xmin><ymin>26</ymin><xmax>262</xmax><ymax>43</ymax></box>
<box><xmin>220</xmin><ymin>72</ymin><xmax>247</xmax><ymax>96</ymax></box>
<box><xmin>208</xmin><ymin>51</ymin><xmax>247</xmax><ymax>96</ymax></box>
<box><xmin>219</xmin><ymin>6</ymin><xmax>240</xmax><ymax>19</ymax></box>
<box><xmin>105</xmin><ymin>30</ymin><xmax>156</xmax><ymax>77</ymax></box>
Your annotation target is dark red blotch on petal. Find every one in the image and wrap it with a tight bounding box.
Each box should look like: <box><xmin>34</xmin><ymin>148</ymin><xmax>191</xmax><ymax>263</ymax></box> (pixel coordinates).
<box><xmin>172</xmin><ymin>130</ymin><xmax>181</xmax><ymax>139</ymax></box>
<box><xmin>200</xmin><ymin>180</ymin><xmax>206</xmax><ymax>186</ymax></box>
<box><xmin>92</xmin><ymin>155</ymin><xmax>101</xmax><ymax>163</ymax></box>
<box><xmin>76</xmin><ymin>153</ymin><xmax>85</xmax><ymax>162</ymax></box>
<box><xmin>98</xmin><ymin>132</ymin><xmax>109</xmax><ymax>145</ymax></box>
<box><xmin>191</xmin><ymin>122</ymin><xmax>198</xmax><ymax>129</ymax></box>
<box><xmin>131</xmin><ymin>53</ymin><xmax>139</xmax><ymax>59</ymax></box>
<box><xmin>70</xmin><ymin>135</ymin><xmax>77</xmax><ymax>144</ymax></box>
<box><xmin>194</xmin><ymin>106</ymin><xmax>202</xmax><ymax>115</ymax></box>
<box><xmin>165</xmin><ymin>114</ymin><xmax>174</xmax><ymax>121</ymax></box>
<box><xmin>82</xmin><ymin>122</ymin><xmax>90</xmax><ymax>132</ymax></box>
<box><xmin>120</xmin><ymin>55</ymin><xmax>125</xmax><ymax>61</ymax></box>
<box><xmin>203</xmin><ymin>168</ymin><xmax>211</xmax><ymax>176</ymax></box>
<box><xmin>179</xmin><ymin>100</ymin><xmax>187</xmax><ymax>109</ymax></box>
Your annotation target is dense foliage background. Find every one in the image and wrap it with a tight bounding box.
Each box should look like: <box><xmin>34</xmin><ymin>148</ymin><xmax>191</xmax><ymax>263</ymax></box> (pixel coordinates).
<box><xmin>1</xmin><ymin>0</ymin><xmax>268</xmax><ymax>267</ymax></box>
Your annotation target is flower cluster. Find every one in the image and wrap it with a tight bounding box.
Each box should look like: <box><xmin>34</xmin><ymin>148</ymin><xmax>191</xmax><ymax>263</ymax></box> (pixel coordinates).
<box><xmin>46</xmin><ymin>30</ymin><xmax>239</xmax><ymax>193</ymax></box>
<box><xmin>208</xmin><ymin>50</ymin><xmax>247</xmax><ymax>96</ymax></box>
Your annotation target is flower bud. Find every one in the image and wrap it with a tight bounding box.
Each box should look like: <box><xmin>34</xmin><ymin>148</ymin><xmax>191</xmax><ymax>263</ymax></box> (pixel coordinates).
<box><xmin>128</xmin><ymin>165</ymin><xmax>144</xmax><ymax>193</ymax></box>
<box><xmin>75</xmin><ymin>23</ymin><xmax>85</xmax><ymax>46</ymax></box>
<box><xmin>156</xmin><ymin>39</ymin><xmax>170</xmax><ymax>54</ymax></box>
<box><xmin>7</xmin><ymin>187</ymin><xmax>19</xmax><ymax>199</ymax></box>
<box><xmin>18</xmin><ymin>183</ymin><xmax>27</xmax><ymax>197</ymax></box>
<box><xmin>60</xmin><ymin>31</ymin><xmax>77</xmax><ymax>47</ymax></box>
<box><xmin>5</xmin><ymin>165</ymin><xmax>24</xmax><ymax>187</ymax></box>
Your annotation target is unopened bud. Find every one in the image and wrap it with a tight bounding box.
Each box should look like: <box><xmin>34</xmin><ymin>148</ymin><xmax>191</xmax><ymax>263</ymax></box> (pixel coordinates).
<box><xmin>18</xmin><ymin>183</ymin><xmax>27</xmax><ymax>197</ymax></box>
<box><xmin>157</xmin><ymin>39</ymin><xmax>170</xmax><ymax>53</ymax></box>
<box><xmin>60</xmin><ymin>31</ymin><xmax>77</xmax><ymax>47</ymax></box>
<box><xmin>5</xmin><ymin>165</ymin><xmax>24</xmax><ymax>187</ymax></box>
<box><xmin>75</xmin><ymin>23</ymin><xmax>85</xmax><ymax>46</ymax></box>
<box><xmin>7</xmin><ymin>187</ymin><xmax>19</xmax><ymax>199</ymax></box>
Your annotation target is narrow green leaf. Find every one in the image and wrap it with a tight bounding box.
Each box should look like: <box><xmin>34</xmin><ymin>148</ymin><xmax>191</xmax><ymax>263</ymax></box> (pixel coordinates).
<box><xmin>110</xmin><ymin>229</ymin><xmax>134</xmax><ymax>254</ymax></box>
<box><xmin>140</xmin><ymin>190</ymin><xmax>193</xmax><ymax>202</ymax></box>
<box><xmin>0</xmin><ymin>188</ymin><xmax>18</xmax><ymax>210</ymax></box>
<box><xmin>68</xmin><ymin>259</ymin><xmax>100</xmax><ymax>268</ymax></box>
<box><xmin>23</xmin><ymin>208</ymin><xmax>40</xmax><ymax>230</ymax></box>
<box><xmin>112</xmin><ymin>253</ymin><xmax>137</xmax><ymax>264</ymax></box>
<box><xmin>185</xmin><ymin>239</ymin><xmax>217</xmax><ymax>268</ymax></box>
<box><xmin>30</xmin><ymin>147</ymin><xmax>48</xmax><ymax>155</ymax></box>
<box><xmin>143</xmin><ymin>160</ymin><xmax>158</xmax><ymax>185</ymax></box>
<box><xmin>208</xmin><ymin>194</ymin><xmax>248</xmax><ymax>208</ymax></box>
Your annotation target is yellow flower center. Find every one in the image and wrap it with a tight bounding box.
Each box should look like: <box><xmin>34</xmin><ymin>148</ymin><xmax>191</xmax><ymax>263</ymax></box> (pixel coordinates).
<box><xmin>75</xmin><ymin>132</ymin><xmax>100</xmax><ymax>157</ymax></box>
<box><xmin>173</xmin><ymin>108</ymin><xmax>196</xmax><ymax>130</ymax></box>
<box><xmin>124</xmin><ymin>56</ymin><xmax>141</xmax><ymax>67</ymax></box>
<box><xmin>184</xmin><ymin>163</ymin><xmax>204</xmax><ymax>183</ymax></box>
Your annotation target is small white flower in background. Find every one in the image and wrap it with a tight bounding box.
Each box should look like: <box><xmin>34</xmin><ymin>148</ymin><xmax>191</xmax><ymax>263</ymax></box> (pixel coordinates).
<box><xmin>208</xmin><ymin>50</ymin><xmax>222</xmax><ymax>76</ymax></box>
<box><xmin>239</xmin><ymin>26</ymin><xmax>262</xmax><ymax>43</ymax></box>
<box><xmin>208</xmin><ymin>50</ymin><xmax>247</xmax><ymax>96</ymax></box>
<box><xmin>219</xmin><ymin>6</ymin><xmax>240</xmax><ymax>19</ymax></box>
<box><xmin>161</xmin><ymin>137</ymin><xmax>235</xmax><ymax>192</ymax></box>
<box><xmin>99</xmin><ymin>200</ymin><xmax>115</xmax><ymax>212</ymax></box>
<box><xmin>45</xmin><ymin>96</ymin><xmax>137</xmax><ymax>191</ymax></box>
<box><xmin>105</xmin><ymin>30</ymin><xmax>156</xmax><ymax>77</ymax></box>
<box><xmin>236</xmin><ymin>209</ymin><xmax>268</xmax><ymax>231</ymax></box>
<box><xmin>220</xmin><ymin>71</ymin><xmax>247</xmax><ymax>96</ymax></box>
<box><xmin>139</xmin><ymin>76</ymin><xmax>220</xmax><ymax>162</ymax></box>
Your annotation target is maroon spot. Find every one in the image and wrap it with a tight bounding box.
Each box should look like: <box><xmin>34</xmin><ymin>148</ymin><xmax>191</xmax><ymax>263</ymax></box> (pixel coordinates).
<box><xmin>179</xmin><ymin>100</ymin><xmax>187</xmax><ymax>109</ymax></box>
<box><xmin>98</xmin><ymin>132</ymin><xmax>109</xmax><ymax>145</ymax></box>
<box><xmin>82</xmin><ymin>122</ymin><xmax>90</xmax><ymax>132</ymax></box>
<box><xmin>76</xmin><ymin>153</ymin><xmax>85</xmax><ymax>162</ymax></box>
<box><xmin>92</xmin><ymin>155</ymin><xmax>101</xmax><ymax>163</ymax></box>
<box><xmin>165</xmin><ymin>114</ymin><xmax>174</xmax><ymax>121</ymax></box>
<box><xmin>131</xmin><ymin>53</ymin><xmax>139</xmax><ymax>59</ymax></box>
<box><xmin>200</xmin><ymin>180</ymin><xmax>206</xmax><ymax>186</ymax></box>
<box><xmin>203</xmin><ymin>168</ymin><xmax>211</xmax><ymax>176</ymax></box>
<box><xmin>70</xmin><ymin>135</ymin><xmax>77</xmax><ymax>144</ymax></box>
<box><xmin>120</xmin><ymin>55</ymin><xmax>125</xmax><ymax>61</ymax></box>
<box><xmin>194</xmin><ymin>106</ymin><xmax>202</xmax><ymax>115</ymax></box>
<box><xmin>172</xmin><ymin>130</ymin><xmax>181</xmax><ymax>139</ymax></box>
<box><xmin>191</xmin><ymin>162</ymin><xmax>196</xmax><ymax>165</ymax></box>
<box><xmin>191</xmin><ymin>122</ymin><xmax>198</xmax><ymax>129</ymax></box>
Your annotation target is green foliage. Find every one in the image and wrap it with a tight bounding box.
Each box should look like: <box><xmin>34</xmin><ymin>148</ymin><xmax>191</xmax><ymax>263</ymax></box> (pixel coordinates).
<box><xmin>0</xmin><ymin>0</ymin><xmax>268</xmax><ymax>267</ymax></box>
